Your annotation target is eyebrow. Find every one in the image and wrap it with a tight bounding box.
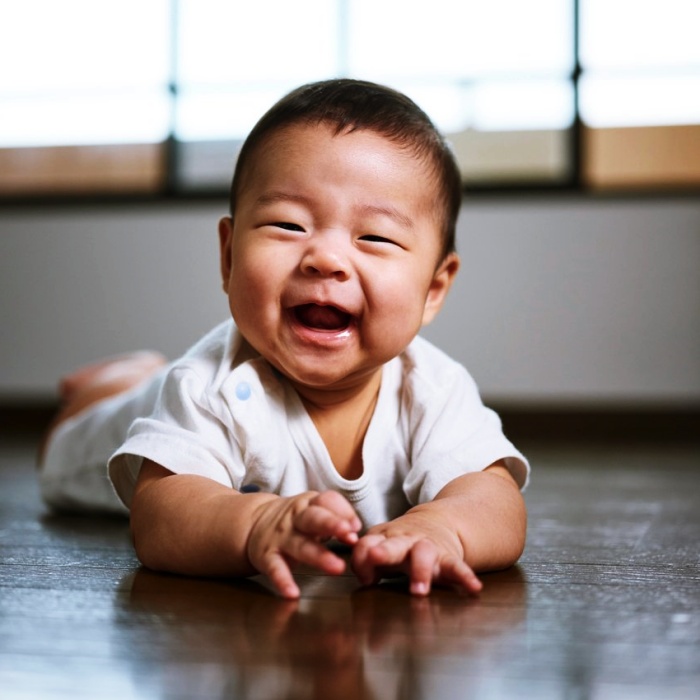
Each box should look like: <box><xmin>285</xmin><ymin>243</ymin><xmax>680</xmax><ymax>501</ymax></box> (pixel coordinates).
<box><xmin>255</xmin><ymin>191</ymin><xmax>312</xmax><ymax>207</ymax></box>
<box><xmin>358</xmin><ymin>204</ymin><xmax>413</xmax><ymax>230</ymax></box>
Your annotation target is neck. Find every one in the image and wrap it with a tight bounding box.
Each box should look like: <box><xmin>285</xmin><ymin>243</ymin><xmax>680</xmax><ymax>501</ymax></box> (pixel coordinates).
<box><xmin>292</xmin><ymin>368</ymin><xmax>383</xmax><ymax>414</ymax></box>
<box><xmin>293</xmin><ymin>369</ymin><xmax>382</xmax><ymax>481</ymax></box>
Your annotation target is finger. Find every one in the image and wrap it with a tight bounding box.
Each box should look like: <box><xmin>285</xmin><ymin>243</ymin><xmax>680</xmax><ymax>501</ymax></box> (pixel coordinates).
<box><xmin>365</xmin><ymin>534</ymin><xmax>416</xmax><ymax>568</ymax></box>
<box><xmin>353</xmin><ymin>534</ymin><xmax>420</xmax><ymax>587</ymax></box>
<box><xmin>408</xmin><ymin>539</ymin><xmax>439</xmax><ymax>596</ymax></box>
<box><xmin>351</xmin><ymin>534</ymin><xmax>387</xmax><ymax>585</ymax></box>
<box><xmin>261</xmin><ymin>551</ymin><xmax>300</xmax><ymax>600</ymax></box>
<box><xmin>310</xmin><ymin>490</ymin><xmax>355</xmax><ymax>516</ymax></box>
<box><xmin>435</xmin><ymin>558</ymin><xmax>483</xmax><ymax>595</ymax></box>
<box><xmin>310</xmin><ymin>492</ymin><xmax>362</xmax><ymax>531</ymax></box>
<box><xmin>294</xmin><ymin>505</ymin><xmax>359</xmax><ymax>544</ymax></box>
<box><xmin>283</xmin><ymin>535</ymin><xmax>347</xmax><ymax>576</ymax></box>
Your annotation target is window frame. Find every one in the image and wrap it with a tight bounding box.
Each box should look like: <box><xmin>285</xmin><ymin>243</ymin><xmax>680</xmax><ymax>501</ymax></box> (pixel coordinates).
<box><xmin>1</xmin><ymin>0</ymin><xmax>699</xmax><ymax>205</ymax></box>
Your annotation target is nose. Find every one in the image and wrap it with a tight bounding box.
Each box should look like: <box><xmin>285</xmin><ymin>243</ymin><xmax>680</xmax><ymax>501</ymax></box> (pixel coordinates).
<box><xmin>300</xmin><ymin>234</ymin><xmax>351</xmax><ymax>280</ymax></box>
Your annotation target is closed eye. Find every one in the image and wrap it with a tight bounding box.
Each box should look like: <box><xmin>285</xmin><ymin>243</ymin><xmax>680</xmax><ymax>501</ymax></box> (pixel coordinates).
<box><xmin>273</xmin><ymin>222</ymin><xmax>305</xmax><ymax>232</ymax></box>
<box><xmin>359</xmin><ymin>234</ymin><xmax>399</xmax><ymax>245</ymax></box>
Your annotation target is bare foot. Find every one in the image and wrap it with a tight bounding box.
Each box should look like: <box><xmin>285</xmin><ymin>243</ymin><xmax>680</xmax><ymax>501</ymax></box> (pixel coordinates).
<box><xmin>39</xmin><ymin>351</ymin><xmax>168</xmax><ymax>465</ymax></box>
<box><xmin>58</xmin><ymin>351</ymin><xmax>168</xmax><ymax>404</ymax></box>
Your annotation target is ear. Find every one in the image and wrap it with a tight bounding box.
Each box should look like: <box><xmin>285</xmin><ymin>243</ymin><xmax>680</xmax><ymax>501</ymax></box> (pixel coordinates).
<box><xmin>421</xmin><ymin>252</ymin><xmax>460</xmax><ymax>326</ymax></box>
<box><xmin>218</xmin><ymin>216</ymin><xmax>234</xmax><ymax>293</ymax></box>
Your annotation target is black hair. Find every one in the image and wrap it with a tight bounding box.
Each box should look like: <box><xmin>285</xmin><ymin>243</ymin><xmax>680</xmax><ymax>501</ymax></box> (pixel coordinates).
<box><xmin>228</xmin><ymin>79</ymin><xmax>461</xmax><ymax>260</ymax></box>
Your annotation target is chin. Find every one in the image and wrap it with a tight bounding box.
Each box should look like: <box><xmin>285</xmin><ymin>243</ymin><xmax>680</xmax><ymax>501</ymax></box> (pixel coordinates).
<box><xmin>288</xmin><ymin>363</ymin><xmax>383</xmax><ymax>395</ymax></box>
<box><xmin>285</xmin><ymin>368</ymin><xmax>349</xmax><ymax>389</ymax></box>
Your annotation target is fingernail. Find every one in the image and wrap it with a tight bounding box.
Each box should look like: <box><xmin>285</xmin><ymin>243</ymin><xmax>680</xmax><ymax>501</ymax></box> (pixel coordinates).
<box><xmin>281</xmin><ymin>584</ymin><xmax>300</xmax><ymax>600</ymax></box>
<box><xmin>412</xmin><ymin>582</ymin><xmax>428</xmax><ymax>596</ymax></box>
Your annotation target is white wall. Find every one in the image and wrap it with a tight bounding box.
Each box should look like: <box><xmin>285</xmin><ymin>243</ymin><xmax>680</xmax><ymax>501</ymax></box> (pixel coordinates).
<box><xmin>1</xmin><ymin>196</ymin><xmax>699</xmax><ymax>406</ymax></box>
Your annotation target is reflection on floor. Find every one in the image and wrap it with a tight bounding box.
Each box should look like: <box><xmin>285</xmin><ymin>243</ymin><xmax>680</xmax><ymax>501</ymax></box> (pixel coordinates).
<box><xmin>1</xmin><ymin>421</ymin><xmax>699</xmax><ymax>699</ymax></box>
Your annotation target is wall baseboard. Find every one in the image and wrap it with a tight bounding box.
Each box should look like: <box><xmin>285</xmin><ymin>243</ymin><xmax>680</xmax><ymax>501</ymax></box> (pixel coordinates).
<box><xmin>494</xmin><ymin>404</ymin><xmax>700</xmax><ymax>445</ymax></box>
<box><xmin>1</xmin><ymin>400</ymin><xmax>698</xmax><ymax>445</ymax></box>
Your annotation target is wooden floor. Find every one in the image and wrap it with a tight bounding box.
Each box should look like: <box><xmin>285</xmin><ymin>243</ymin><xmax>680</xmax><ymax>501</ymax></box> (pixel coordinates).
<box><xmin>1</xmin><ymin>425</ymin><xmax>699</xmax><ymax>699</ymax></box>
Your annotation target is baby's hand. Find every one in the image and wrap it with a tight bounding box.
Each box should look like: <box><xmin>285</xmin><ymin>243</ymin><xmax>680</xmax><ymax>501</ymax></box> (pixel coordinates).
<box><xmin>247</xmin><ymin>490</ymin><xmax>361</xmax><ymax>599</ymax></box>
<box><xmin>351</xmin><ymin>517</ymin><xmax>482</xmax><ymax>597</ymax></box>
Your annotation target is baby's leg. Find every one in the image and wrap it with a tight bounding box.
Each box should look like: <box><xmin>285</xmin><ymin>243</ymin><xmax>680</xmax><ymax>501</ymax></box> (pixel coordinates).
<box><xmin>39</xmin><ymin>351</ymin><xmax>169</xmax><ymax>514</ymax></box>
<box><xmin>39</xmin><ymin>351</ymin><xmax>167</xmax><ymax>464</ymax></box>
<box><xmin>57</xmin><ymin>351</ymin><xmax>168</xmax><ymax>422</ymax></box>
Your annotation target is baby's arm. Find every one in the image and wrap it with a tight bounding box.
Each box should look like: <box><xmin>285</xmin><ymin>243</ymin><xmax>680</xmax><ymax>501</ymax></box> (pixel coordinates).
<box><xmin>130</xmin><ymin>459</ymin><xmax>362</xmax><ymax>599</ymax></box>
<box><xmin>351</xmin><ymin>461</ymin><xmax>526</xmax><ymax>596</ymax></box>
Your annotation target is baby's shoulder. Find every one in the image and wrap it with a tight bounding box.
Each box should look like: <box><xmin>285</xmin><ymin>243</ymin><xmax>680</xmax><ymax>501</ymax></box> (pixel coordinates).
<box><xmin>158</xmin><ymin>320</ymin><xmax>240</xmax><ymax>400</ymax></box>
<box><xmin>399</xmin><ymin>335</ymin><xmax>470</xmax><ymax>391</ymax></box>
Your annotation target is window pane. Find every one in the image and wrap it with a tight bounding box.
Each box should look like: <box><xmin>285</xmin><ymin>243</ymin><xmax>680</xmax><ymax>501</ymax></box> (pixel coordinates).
<box><xmin>0</xmin><ymin>0</ymin><xmax>170</xmax><ymax>92</ymax></box>
<box><xmin>580</xmin><ymin>0</ymin><xmax>700</xmax><ymax>188</ymax></box>
<box><xmin>580</xmin><ymin>75</ymin><xmax>700</xmax><ymax>128</ymax></box>
<box><xmin>348</xmin><ymin>0</ymin><xmax>573</xmax><ymax>80</ymax></box>
<box><xmin>0</xmin><ymin>93</ymin><xmax>171</xmax><ymax>148</ymax></box>
<box><xmin>346</xmin><ymin>0</ymin><xmax>575</xmax><ymax>184</ymax></box>
<box><xmin>0</xmin><ymin>0</ymin><xmax>171</xmax><ymax>147</ymax></box>
<box><xmin>178</xmin><ymin>0</ymin><xmax>339</xmax><ymax>87</ymax></box>
<box><xmin>385</xmin><ymin>83</ymin><xmax>474</xmax><ymax>134</ymax></box>
<box><xmin>580</xmin><ymin>0</ymin><xmax>700</xmax><ymax>71</ymax></box>
<box><xmin>175</xmin><ymin>88</ymin><xmax>293</xmax><ymax>142</ymax></box>
<box><xmin>579</xmin><ymin>0</ymin><xmax>700</xmax><ymax>128</ymax></box>
<box><xmin>176</xmin><ymin>0</ymin><xmax>340</xmax><ymax>144</ymax></box>
<box><xmin>471</xmin><ymin>80</ymin><xmax>574</xmax><ymax>131</ymax></box>
<box><xmin>388</xmin><ymin>80</ymin><xmax>573</xmax><ymax>135</ymax></box>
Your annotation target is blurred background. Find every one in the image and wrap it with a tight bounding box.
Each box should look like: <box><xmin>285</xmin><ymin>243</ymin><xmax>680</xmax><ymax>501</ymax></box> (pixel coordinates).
<box><xmin>0</xmin><ymin>0</ymin><xmax>698</xmax><ymax>414</ymax></box>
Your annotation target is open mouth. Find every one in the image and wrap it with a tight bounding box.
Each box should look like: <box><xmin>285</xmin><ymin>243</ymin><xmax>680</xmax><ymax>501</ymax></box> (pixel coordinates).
<box><xmin>293</xmin><ymin>303</ymin><xmax>352</xmax><ymax>332</ymax></box>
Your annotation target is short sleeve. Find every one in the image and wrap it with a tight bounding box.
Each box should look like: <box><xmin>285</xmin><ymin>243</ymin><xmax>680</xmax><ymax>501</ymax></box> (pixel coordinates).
<box><xmin>108</xmin><ymin>365</ymin><xmax>243</xmax><ymax>508</ymax></box>
<box><xmin>401</xmin><ymin>340</ymin><xmax>529</xmax><ymax>506</ymax></box>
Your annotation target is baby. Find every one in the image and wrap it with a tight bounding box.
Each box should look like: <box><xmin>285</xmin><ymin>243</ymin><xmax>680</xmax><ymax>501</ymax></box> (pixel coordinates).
<box><xmin>41</xmin><ymin>79</ymin><xmax>529</xmax><ymax>599</ymax></box>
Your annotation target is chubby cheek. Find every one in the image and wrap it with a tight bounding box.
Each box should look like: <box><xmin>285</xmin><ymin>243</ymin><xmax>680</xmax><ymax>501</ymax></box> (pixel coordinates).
<box><xmin>229</xmin><ymin>244</ymin><xmax>278</xmax><ymax>303</ymax></box>
<box><xmin>363</xmin><ymin>282</ymin><xmax>427</xmax><ymax>352</ymax></box>
<box><xmin>227</xmin><ymin>266</ymin><xmax>273</xmax><ymax>336</ymax></box>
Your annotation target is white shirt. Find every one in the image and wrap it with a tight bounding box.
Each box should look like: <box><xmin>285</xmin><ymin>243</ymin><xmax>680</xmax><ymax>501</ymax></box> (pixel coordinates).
<box><xmin>109</xmin><ymin>320</ymin><xmax>528</xmax><ymax>528</ymax></box>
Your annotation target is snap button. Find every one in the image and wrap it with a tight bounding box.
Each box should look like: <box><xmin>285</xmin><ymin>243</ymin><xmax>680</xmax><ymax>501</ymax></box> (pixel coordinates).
<box><xmin>235</xmin><ymin>381</ymin><xmax>251</xmax><ymax>401</ymax></box>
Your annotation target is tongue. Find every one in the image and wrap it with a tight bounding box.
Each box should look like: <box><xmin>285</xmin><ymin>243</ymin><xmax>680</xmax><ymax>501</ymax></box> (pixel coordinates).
<box><xmin>296</xmin><ymin>304</ymin><xmax>350</xmax><ymax>330</ymax></box>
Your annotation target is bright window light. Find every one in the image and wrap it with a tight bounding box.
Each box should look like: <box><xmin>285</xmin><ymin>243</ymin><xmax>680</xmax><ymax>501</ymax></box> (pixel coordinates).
<box><xmin>580</xmin><ymin>0</ymin><xmax>700</xmax><ymax>71</ymax></box>
<box><xmin>348</xmin><ymin>0</ymin><xmax>573</xmax><ymax>80</ymax></box>
<box><xmin>473</xmin><ymin>80</ymin><xmax>574</xmax><ymax>131</ymax></box>
<box><xmin>395</xmin><ymin>80</ymin><xmax>574</xmax><ymax>134</ymax></box>
<box><xmin>580</xmin><ymin>75</ymin><xmax>700</xmax><ymax>128</ymax></box>
<box><xmin>579</xmin><ymin>0</ymin><xmax>700</xmax><ymax>127</ymax></box>
<box><xmin>175</xmin><ymin>88</ymin><xmax>294</xmax><ymax>142</ymax></box>
<box><xmin>0</xmin><ymin>93</ymin><xmax>172</xmax><ymax>148</ymax></box>
<box><xmin>4</xmin><ymin>0</ymin><xmax>698</xmax><ymax>189</ymax></box>
<box><xmin>391</xmin><ymin>84</ymin><xmax>475</xmax><ymax>135</ymax></box>
<box><xmin>0</xmin><ymin>0</ymin><xmax>170</xmax><ymax>146</ymax></box>
<box><xmin>177</xmin><ymin>0</ymin><xmax>338</xmax><ymax>86</ymax></box>
<box><xmin>0</xmin><ymin>0</ymin><xmax>170</xmax><ymax>93</ymax></box>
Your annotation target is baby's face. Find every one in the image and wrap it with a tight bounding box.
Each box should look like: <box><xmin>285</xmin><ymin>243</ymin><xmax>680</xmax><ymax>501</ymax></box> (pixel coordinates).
<box><xmin>219</xmin><ymin>122</ymin><xmax>458</xmax><ymax>398</ymax></box>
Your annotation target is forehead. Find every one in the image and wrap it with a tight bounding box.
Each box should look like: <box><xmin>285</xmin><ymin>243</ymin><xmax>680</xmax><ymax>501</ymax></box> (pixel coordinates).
<box><xmin>237</xmin><ymin>124</ymin><xmax>447</xmax><ymax>249</ymax></box>
<box><xmin>241</xmin><ymin>122</ymin><xmax>441</xmax><ymax>206</ymax></box>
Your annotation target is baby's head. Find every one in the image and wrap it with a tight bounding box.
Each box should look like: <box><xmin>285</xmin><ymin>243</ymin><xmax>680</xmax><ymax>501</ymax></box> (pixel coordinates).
<box><xmin>219</xmin><ymin>79</ymin><xmax>463</xmax><ymax>395</ymax></box>
<box><xmin>228</xmin><ymin>79</ymin><xmax>462</xmax><ymax>263</ymax></box>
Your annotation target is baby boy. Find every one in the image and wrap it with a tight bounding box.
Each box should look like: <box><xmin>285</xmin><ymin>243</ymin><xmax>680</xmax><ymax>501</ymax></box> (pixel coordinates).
<box><xmin>41</xmin><ymin>79</ymin><xmax>529</xmax><ymax>599</ymax></box>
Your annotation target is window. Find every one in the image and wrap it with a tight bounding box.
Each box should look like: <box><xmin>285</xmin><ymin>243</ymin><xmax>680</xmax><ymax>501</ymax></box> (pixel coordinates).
<box><xmin>0</xmin><ymin>0</ymin><xmax>171</xmax><ymax>195</ymax></box>
<box><xmin>0</xmin><ymin>0</ymin><xmax>698</xmax><ymax>198</ymax></box>
<box><xmin>579</xmin><ymin>0</ymin><xmax>700</xmax><ymax>188</ymax></box>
